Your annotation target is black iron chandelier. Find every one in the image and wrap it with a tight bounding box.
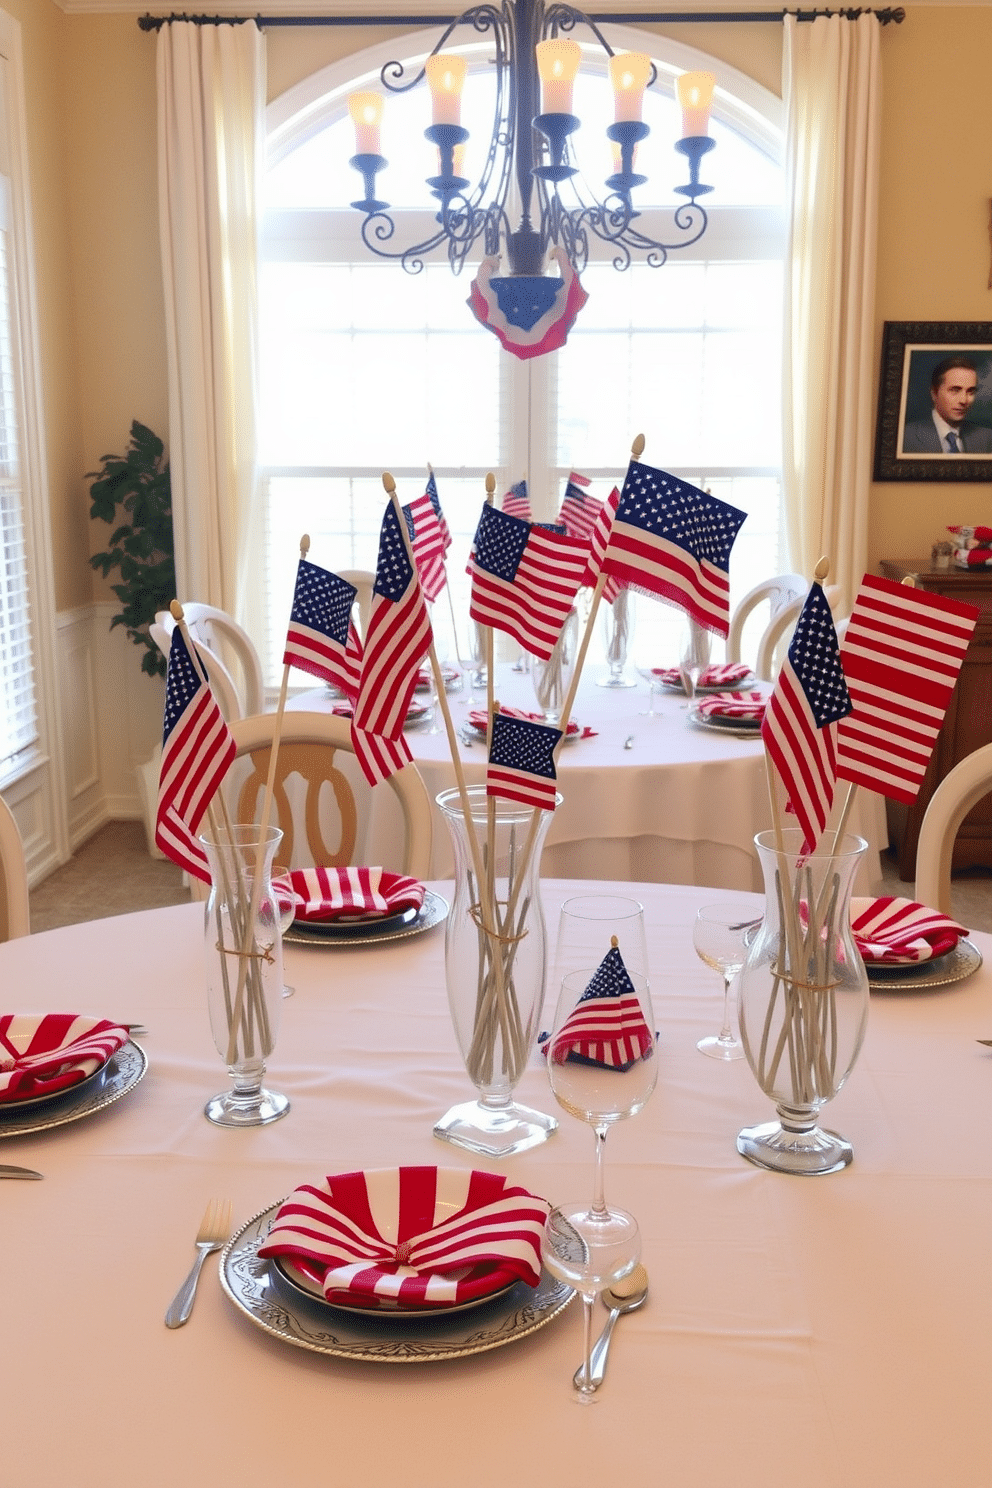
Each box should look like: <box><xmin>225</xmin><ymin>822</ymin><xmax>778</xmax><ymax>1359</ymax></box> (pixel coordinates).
<box><xmin>345</xmin><ymin>0</ymin><xmax>717</xmax><ymax>282</ymax></box>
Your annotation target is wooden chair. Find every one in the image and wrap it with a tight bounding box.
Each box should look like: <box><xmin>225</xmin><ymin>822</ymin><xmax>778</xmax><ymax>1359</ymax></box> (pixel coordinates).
<box><xmin>153</xmin><ymin>603</ymin><xmax>265</xmax><ymax>719</ymax></box>
<box><xmin>914</xmin><ymin>741</ymin><xmax>992</xmax><ymax>914</ymax></box>
<box><xmin>727</xmin><ymin>574</ymin><xmax>806</xmax><ymax>675</ymax></box>
<box><xmin>337</xmin><ymin>570</ymin><xmax>375</xmax><ymax>642</ymax></box>
<box><xmin>0</xmin><ymin>793</ymin><xmax>30</xmax><ymax>941</ymax></box>
<box><xmin>151</xmin><ymin>614</ymin><xmax>243</xmax><ymax>723</ymax></box>
<box><xmin>225</xmin><ymin>711</ymin><xmax>433</xmax><ymax>879</ymax></box>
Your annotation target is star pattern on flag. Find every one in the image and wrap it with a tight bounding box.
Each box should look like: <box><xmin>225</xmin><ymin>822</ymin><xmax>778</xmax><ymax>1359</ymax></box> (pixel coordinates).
<box><xmin>618</xmin><ymin>465</ymin><xmax>744</xmax><ymax>573</ymax></box>
<box><xmin>788</xmin><ymin>585</ymin><xmax>852</xmax><ymax>727</ymax></box>
<box><xmin>289</xmin><ymin>560</ymin><xmax>355</xmax><ymax>646</ymax></box>
<box><xmin>474</xmin><ymin>505</ymin><xmax>530</xmax><ymax>581</ymax></box>
<box><xmin>162</xmin><ymin>627</ymin><xmax>201</xmax><ymax>729</ymax></box>
<box><xmin>375</xmin><ymin>507</ymin><xmax>416</xmax><ymax>601</ymax></box>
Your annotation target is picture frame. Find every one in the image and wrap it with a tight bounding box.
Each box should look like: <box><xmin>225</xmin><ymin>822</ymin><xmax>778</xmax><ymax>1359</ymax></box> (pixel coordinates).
<box><xmin>873</xmin><ymin>320</ymin><xmax>992</xmax><ymax>481</ymax></box>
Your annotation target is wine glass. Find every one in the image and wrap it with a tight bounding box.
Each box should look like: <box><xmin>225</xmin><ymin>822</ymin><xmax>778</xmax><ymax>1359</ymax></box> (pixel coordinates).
<box><xmin>678</xmin><ymin>618</ymin><xmax>711</xmax><ymax>709</ymax></box>
<box><xmin>692</xmin><ymin>902</ymin><xmax>753</xmax><ymax>1060</ymax></box>
<box><xmin>636</xmin><ymin>666</ymin><xmax>662</xmax><ymax>717</ymax></box>
<box><xmin>546</xmin><ymin>960</ymin><xmax>657</xmax><ymax>1240</ymax></box>
<box><xmin>541</xmin><ymin>1204</ymin><xmax>641</xmax><ymax>1404</ymax></box>
<box><xmin>271</xmin><ymin>866</ymin><xmax>297</xmax><ymax>998</ymax></box>
<box><xmin>555</xmin><ymin>895</ymin><xmax>649</xmax><ymax>989</ymax></box>
<box><xmin>597</xmin><ymin>588</ymin><xmax>636</xmax><ymax>688</ymax></box>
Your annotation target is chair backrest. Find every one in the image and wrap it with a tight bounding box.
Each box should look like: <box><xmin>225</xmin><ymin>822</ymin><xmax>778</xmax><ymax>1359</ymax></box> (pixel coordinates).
<box><xmin>225</xmin><ymin>711</ymin><xmax>433</xmax><ymax>879</ymax></box>
<box><xmin>915</xmin><ymin>742</ymin><xmax>992</xmax><ymax>914</ymax></box>
<box><xmin>337</xmin><ymin>570</ymin><xmax>375</xmax><ymax>642</ymax></box>
<box><xmin>151</xmin><ymin>613</ymin><xmax>244</xmax><ymax>723</ymax></box>
<box><xmin>727</xmin><ymin>574</ymin><xmax>806</xmax><ymax>673</ymax></box>
<box><xmin>0</xmin><ymin>793</ymin><xmax>30</xmax><ymax>941</ymax></box>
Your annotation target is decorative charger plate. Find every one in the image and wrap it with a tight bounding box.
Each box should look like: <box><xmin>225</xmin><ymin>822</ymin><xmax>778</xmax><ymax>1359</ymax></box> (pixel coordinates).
<box><xmin>688</xmin><ymin>707</ymin><xmax>762</xmax><ymax>738</ymax></box>
<box><xmin>658</xmin><ymin>674</ymin><xmax>755</xmax><ymax>695</ymax></box>
<box><xmin>220</xmin><ymin>1201</ymin><xmax>573</xmax><ymax>1363</ymax></box>
<box><xmin>272</xmin><ymin>1254</ymin><xmax>517</xmax><ymax>1319</ymax></box>
<box><xmin>0</xmin><ymin>1040</ymin><xmax>147</xmax><ymax>1138</ymax></box>
<box><xmin>282</xmin><ymin>890</ymin><xmax>448</xmax><ymax>948</ymax></box>
<box><xmin>866</xmin><ymin>938</ymin><xmax>983</xmax><ymax>990</ymax></box>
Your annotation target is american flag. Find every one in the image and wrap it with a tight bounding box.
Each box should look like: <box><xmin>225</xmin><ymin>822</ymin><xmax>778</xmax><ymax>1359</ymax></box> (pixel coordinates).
<box><xmin>155</xmin><ymin>627</ymin><xmax>236</xmax><ymax>882</ymax></box>
<box><xmin>549</xmin><ymin>946</ymin><xmax>654</xmax><ymax>1071</ymax></box>
<box><xmin>558</xmin><ymin>473</ymin><xmax>601</xmax><ymax>542</ymax></box>
<box><xmin>351</xmin><ymin>504</ymin><xmax>433</xmax><ymax>786</ymax></box>
<box><xmin>283</xmin><ymin>558</ymin><xmax>363</xmax><ymax>700</ymax></box>
<box><xmin>486</xmin><ymin>711</ymin><xmax>562</xmax><ymax>811</ymax></box>
<box><xmin>836</xmin><ymin>574</ymin><xmax>978</xmax><ymax>804</ymax></box>
<box><xmin>259</xmin><ymin>1166</ymin><xmax>549</xmax><ymax>1308</ymax></box>
<box><xmin>583</xmin><ymin>484</ymin><xmax>623</xmax><ymax>602</ymax></box>
<box><xmin>760</xmin><ymin>582</ymin><xmax>853</xmax><ymax>853</ymax></box>
<box><xmin>403</xmin><ymin>493</ymin><xmax>448</xmax><ymax>602</ymax></box>
<box><xmin>502</xmin><ymin>479</ymin><xmax>531</xmax><ymax>521</ymax></box>
<box><xmin>425</xmin><ymin>471</ymin><xmax>451</xmax><ymax>552</ymax></box>
<box><xmin>469</xmin><ymin>504</ymin><xmax>588</xmax><ymax>661</ymax></box>
<box><xmin>602</xmin><ymin>461</ymin><xmax>746</xmax><ymax>636</ymax></box>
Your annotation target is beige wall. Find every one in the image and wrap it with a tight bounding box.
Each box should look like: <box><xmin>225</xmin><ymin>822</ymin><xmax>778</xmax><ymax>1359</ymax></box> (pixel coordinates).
<box><xmin>17</xmin><ymin>5</ymin><xmax>992</xmax><ymax>623</ymax></box>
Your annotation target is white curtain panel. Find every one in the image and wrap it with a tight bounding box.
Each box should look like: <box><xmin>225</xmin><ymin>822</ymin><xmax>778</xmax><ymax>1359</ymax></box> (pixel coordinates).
<box><xmin>781</xmin><ymin>14</ymin><xmax>881</xmax><ymax>615</ymax></box>
<box><xmin>157</xmin><ymin>20</ymin><xmax>265</xmax><ymax>631</ymax></box>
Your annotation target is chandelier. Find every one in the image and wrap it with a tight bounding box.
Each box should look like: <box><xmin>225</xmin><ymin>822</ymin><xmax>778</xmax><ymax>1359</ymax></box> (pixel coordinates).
<box><xmin>346</xmin><ymin>0</ymin><xmax>716</xmax><ymax>355</ymax></box>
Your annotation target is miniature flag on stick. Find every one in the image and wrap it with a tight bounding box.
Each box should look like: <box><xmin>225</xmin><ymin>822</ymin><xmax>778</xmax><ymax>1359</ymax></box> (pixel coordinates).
<box><xmin>283</xmin><ymin>558</ymin><xmax>363</xmax><ymax>701</ymax></box>
<box><xmin>351</xmin><ymin>504</ymin><xmax>433</xmax><ymax>786</ymax></box>
<box><xmin>404</xmin><ymin>492</ymin><xmax>448</xmax><ymax>602</ymax></box>
<box><xmin>486</xmin><ymin>711</ymin><xmax>563</xmax><ymax>812</ymax></box>
<box><xmin>549</xmin><ymin>944</ymin><xmax>653</xmax><ymax>1071</ymax></box>
<box><xmin>425</xmin><ymin>471</ymin><xmax>451</xmax><ymax>552</ymax></box>
<box><xmin>469</xmin><ymin>505</ymin><xmax>588</xmax><ymax>662</ymax></box>
<box><xmin>836</xmin><ymin>574</ymin><xmax>979</xmax><ymax>804</ymax></box>
<box><xmin>557</xmin><ymin>474</ymin><xmax>600</xmax><ymax>543</ymax></box>
<box><xmin>601</xmin><ymin>461</ymin><xmax>746</xmax><ymax>637</ymax></box>
<box><xmin>155</xmin><ymin>627</ymin><xmax>236</xmax><ymax>882</ymax></box>
<box><xmin>502</xmin><ymin>479</ymin><xmax>531</xmax><ymax>522</ymax></box>
<box><xmin>760</xmin><ymin>581</ymin><xmax>852</xmax><ymax>854</ymax></box>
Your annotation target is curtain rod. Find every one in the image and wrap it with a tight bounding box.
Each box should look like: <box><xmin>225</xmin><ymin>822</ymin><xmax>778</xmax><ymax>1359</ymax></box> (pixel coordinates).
<box><xmin>137</xmin><ymin>7</ymin><xmax>905</xmax><ymax>30</ymax></box>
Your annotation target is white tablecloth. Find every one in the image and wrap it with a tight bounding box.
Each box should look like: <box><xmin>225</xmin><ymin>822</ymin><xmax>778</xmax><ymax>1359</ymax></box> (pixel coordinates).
<box><xmin>290</xmin><ymin>668</ymin><xmax>887</xmax><ymax>892</ymax></box>
<box><xmin>2</xmin><ymin>887</ymin><xmax>989</xmax><ymax>1487</ymax></box>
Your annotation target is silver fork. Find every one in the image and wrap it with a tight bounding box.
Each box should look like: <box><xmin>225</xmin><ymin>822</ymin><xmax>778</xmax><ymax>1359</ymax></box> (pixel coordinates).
<box><xmin>164</xmin><ymin>1198</ymin><xmax>233</xmax><ymax>1328</ymax></box>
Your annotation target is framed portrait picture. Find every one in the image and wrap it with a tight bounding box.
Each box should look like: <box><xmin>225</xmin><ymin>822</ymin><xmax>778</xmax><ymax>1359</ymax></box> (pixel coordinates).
<box><xmin>873</xmin><ymin>320</ymin><xmax>992</xmax><ymax>480</ymax></box>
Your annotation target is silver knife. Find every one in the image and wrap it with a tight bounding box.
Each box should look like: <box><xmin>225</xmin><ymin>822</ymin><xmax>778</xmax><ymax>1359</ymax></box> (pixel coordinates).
<box><xmin>0</xmin><ymin>1164</ymin><xmax>43</xmax><ymax>1180</ymax></box>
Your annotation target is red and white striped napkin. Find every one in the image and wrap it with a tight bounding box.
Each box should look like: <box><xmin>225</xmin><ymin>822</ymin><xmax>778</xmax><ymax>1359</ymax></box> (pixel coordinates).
<box><xmin>695</xmin><ymin>689</ymin><xmax>767</xmax><ymax>721</ymax></box>
<box><xmin>468</xmin><ymin>707</ymin><xmax>596</xmax><ymax>739</ymax></box>
<box><xmin>0</xmin><ymin>1013</ymin><xmax>129</xmax><ymax>1104</ymax></box>
<box><xmin>850</xmin><ymin>896</ymin><xmax>969</xmax><ymax>965</ymax></box>
<box><xmin>259</xmin><ymin>1166</ymin><xmax>550</xmax><ymax>1310</ymax></box>
<box><xmin>273</xmin><ymin>867</ymin><xmax>425</xmax><ymax>923</ymax></box>
<box><xmin>652</xmin><ymin>662</ymin><xmax>753</xmax><ymax>688</ymax></box>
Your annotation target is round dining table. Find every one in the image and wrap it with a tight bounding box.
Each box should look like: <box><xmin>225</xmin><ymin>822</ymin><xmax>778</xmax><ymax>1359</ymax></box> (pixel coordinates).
<box><xmin>289</xmin><ymin>666</ymin><xmax>887</xmax><ymax>892</ymax></box>
<box><xmin>2</xmin><ymin>882</ymin><xmax>989</xmax><ymax>1488</ymax></box>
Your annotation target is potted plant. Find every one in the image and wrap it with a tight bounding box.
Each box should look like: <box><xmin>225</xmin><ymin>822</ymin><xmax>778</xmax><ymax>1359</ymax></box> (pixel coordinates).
<box><xmin>88</xmin><ymin>420</ymin><xmax>176</xmax><ymax>678</ymax></box>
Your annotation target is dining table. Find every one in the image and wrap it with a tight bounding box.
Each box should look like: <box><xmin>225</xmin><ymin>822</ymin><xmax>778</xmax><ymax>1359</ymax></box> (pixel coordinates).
<box><xmin>2</xmin><ymin>880</ymin><xmax>989</xmax><ymax>1488</ymax></box>
<box><xmin>289</xmin><ymin>665</ymin><xmax>887</xmax><ymax>892</ymax></box>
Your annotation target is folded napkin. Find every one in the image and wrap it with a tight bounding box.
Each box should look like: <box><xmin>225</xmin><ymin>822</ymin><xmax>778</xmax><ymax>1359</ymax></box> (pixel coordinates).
<box><xmin>953</xmin><ymin>546</ymin><xmax>992</xmax><ymax>569</ymax></box>
<box><xmin>273</xmin><ymin>866</ymin><xmax>425</xmax><ymax>924</ymax></box>
<box><xmin>0</xmin><ymin>1013</ymin><xmax>129</xmax><ymax>1104</ymax></box>
<box><xmin>850</xmin><ymin>896</ymin><xmax>969</xmax><ymax>965</ymax></box>
<box><xmin>415</xmin><ymin>664</ymin><xmax>460</xmax><ymax>692</ymax></box>
<box><xmin>468</xmin><ymin>707</ymin><xmax>596</xmax><ymax>739</ymax></box>
<box><xmin>259</xmin><ymin>1166</ymin><xmax>550</xmax><ymax>1310</ymax></box>
<box><xmin>695</xmin><ymin>690</ymin><xmax>767</xmax><ymax>722</ymax></box>
<box><xmin>652</xmin><ymin>662</ymin><xmax>753</xmax><ymax>688</ymax></box>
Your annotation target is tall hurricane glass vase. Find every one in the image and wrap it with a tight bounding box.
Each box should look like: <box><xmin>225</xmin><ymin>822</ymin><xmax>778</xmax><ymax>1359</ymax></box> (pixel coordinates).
<box><xmin>434</xmin><ymin>785</ymin><xmax>560</xmax><ymax>1157</ymax></box>
<box><xmin>737</xmin><ymin>829</ymin><xmax>869</xmax><ymax>1175</ymax></box>
<box><xmin>200</xmin><ymin>823</ymin><xmax>289</xmax><ymax>1127</ymax></box>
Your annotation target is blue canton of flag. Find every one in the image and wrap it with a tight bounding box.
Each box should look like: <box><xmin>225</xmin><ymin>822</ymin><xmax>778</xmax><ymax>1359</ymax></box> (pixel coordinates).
<box><xmin>549</xmin><ymin>945</ymin><xmax>654</xmax><ymax>1071</ymax></box>
<box><xmin>602</xmin><ymin>461</ymin><xmax>747</xmax><ymax>637</ymax></box>
<box><xmin>469</xmin><ymin>504</ymin><xmax>589</xmax><ymax>661</ymax></box>
<box><xmin>486</xmin><ymin>711</ymin><xmax>562</xmax><ymax>811</ymax></box>
<box><xmin>155</xmin><ymin>627</ymin><xmax>236</xmax><ymax>883</ymax></box>
<box><xmin>425</xmin><ymin>471</ymin><xmax>451</xmax><ymax>551</ymax></box>
<box><xmin>283</xmin><ymin>559</ymin><xmax>362</xmax><ymax>699</ymax></box>
<box><xmin>761</xmin><ymin>582</ymin><xmax>853</xmax><ymax>854</ymax></box>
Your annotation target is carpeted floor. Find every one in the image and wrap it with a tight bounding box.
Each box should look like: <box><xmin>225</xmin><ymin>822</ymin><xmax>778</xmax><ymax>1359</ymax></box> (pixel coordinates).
<box><xmin>26</xmin><ymin>818</ymin><xmax>992</xmax><ymax>934</ymax></box>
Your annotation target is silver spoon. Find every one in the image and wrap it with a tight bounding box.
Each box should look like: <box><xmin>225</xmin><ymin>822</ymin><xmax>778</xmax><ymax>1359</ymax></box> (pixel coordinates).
<box><xmin>572</xmin><ymin>1263</ymin><xmax>649</xmax><ymax>1390</ymax></box>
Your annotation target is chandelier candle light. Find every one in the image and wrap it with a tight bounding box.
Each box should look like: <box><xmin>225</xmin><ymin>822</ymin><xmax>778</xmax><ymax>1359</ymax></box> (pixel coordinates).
<box><xmin>346</xmin><ymin>0</ymin><xmax>716</xmax><ymax>356</ymax></box>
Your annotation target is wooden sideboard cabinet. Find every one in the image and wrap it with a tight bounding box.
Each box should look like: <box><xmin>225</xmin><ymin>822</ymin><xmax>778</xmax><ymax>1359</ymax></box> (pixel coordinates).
<box><xmin>878</xmin><ymin>560</ymin><xmax>992</xmax><ymax>880</ymax></box>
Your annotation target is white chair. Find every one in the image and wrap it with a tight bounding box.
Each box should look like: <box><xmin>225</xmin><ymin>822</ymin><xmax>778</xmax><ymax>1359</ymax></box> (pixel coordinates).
<box><xmin>152</xmin><ymin>602</ymin><xmax>265</xmax><ymax>722</ymax></box>
<box><xmin>151</xmin><ymin>615</ymin><xmax>242</xmax><ymax>723</ymax></box>
<box><xmin>225</xmin><ymin>711</ymin><xmax>433</xmax><ymax>879</ymax></box>
<box><xmin>914</xmin><ymin>742</ymin><xmax>992</xmax><ymax>915</ymax></box>
<box><xmin>0</xmin><ymin>793</ymin><xmax>30</xmax><ymax>941</ymax></box>
<box><xmin>338</xmin><ymin>570</ymin><xmax>375</xmax><ymax>642</ymax></box>
<box><xmin>727</xmin><ymin>574</ymin><xmax>806</xmax><ymax>675</ymax></box>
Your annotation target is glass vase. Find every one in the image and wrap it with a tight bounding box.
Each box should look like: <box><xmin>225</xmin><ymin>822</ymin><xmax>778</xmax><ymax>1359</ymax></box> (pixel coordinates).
<box><xmin>532</xmin><ymin>607</ymin><xmax>579</xmax><ymax>724</ymax></box>
<box><xmin>434</xmin><ymin>785</ymin><xmax>560</xmax><ymax>1157</ymax></box>
<box><xmin>598</xmin><ymin>588</ymin><xmax>637</xmax><ymax>688</ymax></box>
<box><xmin>737</xmin><ymin>829</ymin><xmax>869</xmax><ymax>1175</ymax></box>
<box><xmin>200</xmin><ymin>823</ymin><xmax>289</xmax><ymax>1127</ymax></box>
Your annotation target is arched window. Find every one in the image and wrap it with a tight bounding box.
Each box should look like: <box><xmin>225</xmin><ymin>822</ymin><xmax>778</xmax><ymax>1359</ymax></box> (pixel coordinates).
<box><xmin>259</xmin><ymin>29</ymin><xmax>784</xmax><ymax>681</ymax></box>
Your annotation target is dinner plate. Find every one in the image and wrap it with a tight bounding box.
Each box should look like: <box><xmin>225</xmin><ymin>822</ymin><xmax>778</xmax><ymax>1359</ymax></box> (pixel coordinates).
<box><xmin>866</xmin><ymin>938</ymin><xmax>983</xmax><ymax>990</ymax></box>
<box><xmin>221</xmin><ymin>1201</ymin><xmax>574</xmax><ymax>1363</ymax></box>
<box><xmin>272</xmin><ymin>1254</ymin><xmax>517</xmax><ymax>1319</ymax></box>
<box><xmin>689</xmin><ymin>707</ymin><xmax>763</xmax><ymax>738</ymax></box>
<box><xmin>0</xmin><ymin>1040</ymin><xmax>147</xmax><ymax>1137</ymax></box>
<box><xmin>657</xmin><ymin>674</ymin><xmax>755</xmax><ymax>695</ymax></box>
<box><xmin>283</xmin><ymin>890</ymin><xmax>448</xmax><ymax>947</ymax></box>
<box><xmin>466</xmin><ymin>718</ymin><xmax>581</xmax><ymax>744</ymax></box>
<box><xmin>0</xmin><ymin>1055</ymin><xmax>109</xmax><ymax>1113</ymax></box>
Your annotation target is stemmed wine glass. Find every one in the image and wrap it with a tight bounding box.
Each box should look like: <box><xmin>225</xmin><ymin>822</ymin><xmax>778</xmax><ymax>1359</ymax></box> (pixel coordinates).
<box><xmin>679</xmin><ymin>618</ymin><xmax>711</xmax><ymax>709</ymax></box>
<box><xmin>545</xmin><ymin>956</ymin><xmax>657</xmax><ymax>1242</ymax></box>
<box><xmin>271</xmin><ymin>866</ymin><xmax>296</xmax><ymax>998</ymax></box>
<box><xmin>541</xmin><ymin>1204</ymin><xmax>641</xmax><ymax>1404</ymax></box>
<box><xmin>692</xmin><ymin>903</ymin><xmax>753</xmax><ymax>1060</ymax></box>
